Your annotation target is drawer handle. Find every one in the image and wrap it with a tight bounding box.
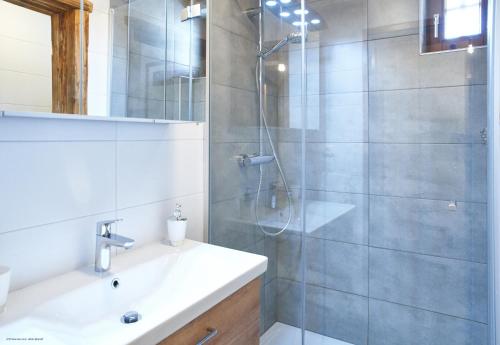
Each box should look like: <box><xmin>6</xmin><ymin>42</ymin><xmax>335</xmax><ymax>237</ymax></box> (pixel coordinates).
<box><xmin>196</xmin><ymin>328</ymin><xmax>218</xmax><ymax>345</ymax></box>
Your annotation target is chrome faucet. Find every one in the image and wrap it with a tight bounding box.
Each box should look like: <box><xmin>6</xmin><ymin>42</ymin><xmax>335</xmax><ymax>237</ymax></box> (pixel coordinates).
<box><xmin>95</xmin><ymin>219</ymin><xmax>135</xmax><ymax>273</ymax></box>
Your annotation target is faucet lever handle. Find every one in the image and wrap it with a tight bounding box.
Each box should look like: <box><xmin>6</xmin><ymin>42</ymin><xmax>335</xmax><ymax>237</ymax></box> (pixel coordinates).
<box><xmin>96</xmin><ymin>218</ymin><xmax>123</xmax><ymax>236</ymax></box>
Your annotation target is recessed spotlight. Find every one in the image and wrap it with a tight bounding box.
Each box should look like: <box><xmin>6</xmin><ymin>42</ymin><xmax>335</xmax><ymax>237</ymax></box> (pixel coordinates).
<box><xmin>278</xmin><ymin>63</ymin><xmax>286</xmax><ymax>72</ymax></box>
<box><xmin>280</xmin><ymin>0</ymin><xmax>292</xmax><ymax>3</ymax></box>
<box><xmin>292</xmin><ymin>20</ymin><xmax>308</xmax><ymax>26</ymax></box>
<box><xmin>311</xmin><ymin>18</ymin><xmax>321</xmax><ymax>24</ymax></box>
<box><xmin>280</xmin><ymin>11</ymin><xmax>290</xmax><ymax>17</ymax></box>
<box><xmin>294</xmin><ymin>9</ymin><xmax>309</xmax><ymax>15</ymax></box>
<box><xmin>266</xmin><ymin>0</ymin><xmax>278</xmax><ymax>6</ymax></box>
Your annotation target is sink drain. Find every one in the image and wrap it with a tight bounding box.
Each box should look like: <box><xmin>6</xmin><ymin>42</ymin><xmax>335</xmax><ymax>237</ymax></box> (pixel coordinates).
<box><xmin>121</xmin><ymin>311</ymin><xmax>141</xmax><ymax>324</ymax></box>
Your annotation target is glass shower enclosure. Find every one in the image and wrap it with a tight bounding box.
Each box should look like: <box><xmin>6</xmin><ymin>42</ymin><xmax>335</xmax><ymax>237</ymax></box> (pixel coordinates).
<box><xmin>209</xmin><ymin>0</ymin><xmax>489</xmax><ymax>344</ymax></box>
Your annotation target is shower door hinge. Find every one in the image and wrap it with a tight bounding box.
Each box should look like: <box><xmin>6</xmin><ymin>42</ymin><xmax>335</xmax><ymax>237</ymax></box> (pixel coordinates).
<box><xmin>480</xmin><ymin>128</ymin><xmax>487</xmax><ymax>144</ymax></box>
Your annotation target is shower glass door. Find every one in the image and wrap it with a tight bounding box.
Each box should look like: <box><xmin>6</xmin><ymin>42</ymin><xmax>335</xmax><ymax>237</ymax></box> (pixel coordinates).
<box><xmin>209</xmin><ymin>0</ymin><xmax>489</xmax><ymax>344</ymax></box>
<box><xmin>208</xmin><ymin>0</ymin><xmax>307</xmax><ymax>339</ymax></box>
<box><xmin>301</xmin><ymin>0</ymin><xmax>488</xmax><ymax>344</ymax></box>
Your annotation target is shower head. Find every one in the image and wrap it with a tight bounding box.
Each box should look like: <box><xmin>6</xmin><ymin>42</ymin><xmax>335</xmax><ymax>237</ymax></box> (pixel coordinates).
<box><xmin>258</xmin><ymin>32</ymin><xmax>305</xmax><ymax>59</ymax></box>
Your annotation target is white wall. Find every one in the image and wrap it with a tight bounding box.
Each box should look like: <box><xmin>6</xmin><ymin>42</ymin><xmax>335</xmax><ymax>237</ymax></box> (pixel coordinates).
<box><xmin>0</xmin><ymin>0</ymin><xmax>110</xmax><ymax>115</ymax></box>
<box><xmin>0</xmin><ymin>1</ymin><xmax>52</xmax><ymax>112</ymax></box>
<box><xmin>0</xmin><ymin>116</ymin><xmax>206</xmax><ymax>292</ymax></box>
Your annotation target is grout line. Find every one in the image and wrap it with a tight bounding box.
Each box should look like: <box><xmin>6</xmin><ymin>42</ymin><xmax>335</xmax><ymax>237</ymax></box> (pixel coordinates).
<box><xmin>0</xmin><ymin>192</ymin><xmax>205</xmax><ymax>236</ymax></box>
<box><xmin>279</xmin><ymin>231</ymin><xmax>487</xmax><ymax>265</ymax></box>
<box><xmin>276</xmin><ymin>277</ymin><xmax>488</xmax><ymax>325</ymax></box>
<box><xmin>115</xmin><ymin>192</ymin><xmax>205</xmax><ymax>212</ymax></box>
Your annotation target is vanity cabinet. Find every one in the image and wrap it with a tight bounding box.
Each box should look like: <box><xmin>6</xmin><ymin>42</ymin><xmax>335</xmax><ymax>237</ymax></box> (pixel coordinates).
<box><xmin>159</xmin><ymin>278</ymin><xmax>261</xmax><ymax>345</ymax></box>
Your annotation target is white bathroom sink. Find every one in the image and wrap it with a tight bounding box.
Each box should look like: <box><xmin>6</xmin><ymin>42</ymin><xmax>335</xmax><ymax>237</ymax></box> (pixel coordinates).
<box><xmin>0</xmin><ymin>240</ymin><xmax>268</xmax><ymax>344</ymax></box>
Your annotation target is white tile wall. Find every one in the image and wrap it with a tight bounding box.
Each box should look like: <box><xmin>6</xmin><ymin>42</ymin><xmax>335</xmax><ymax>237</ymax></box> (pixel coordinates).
<box><xmin>0</xmin><ymin>116</ymin><xmax>206</xmax><ymax>292</ymax></box>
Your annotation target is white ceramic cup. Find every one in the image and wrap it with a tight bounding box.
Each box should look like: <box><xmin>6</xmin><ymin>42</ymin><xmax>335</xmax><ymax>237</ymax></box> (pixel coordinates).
<box><xmin>0</xmin><ymin>266</ymin><xmax>11</xmax><ymax>312</ymax></box>
<box><xmin>167</xmin><ymin>219</ymin><xmax>187</xmax><ymax>246</ymax></box>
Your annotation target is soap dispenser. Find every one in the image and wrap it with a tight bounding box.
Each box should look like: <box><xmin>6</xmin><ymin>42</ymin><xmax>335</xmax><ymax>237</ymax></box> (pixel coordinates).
<box><xmin>167</xmin><ymin>204</ymin><xmax>187</xmax><ymax>246</ymax></box>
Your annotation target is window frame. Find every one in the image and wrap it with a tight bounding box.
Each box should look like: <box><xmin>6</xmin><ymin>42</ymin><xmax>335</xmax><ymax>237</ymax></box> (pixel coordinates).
<box><xmin>420</xmin><ymin>0</ymin><xmax>487</xmax><ymax>54</ymax></box>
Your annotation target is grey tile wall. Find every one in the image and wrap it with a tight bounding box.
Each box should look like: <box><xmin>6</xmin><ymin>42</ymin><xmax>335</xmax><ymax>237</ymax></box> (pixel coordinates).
<box><xmin>210</xmin><ymin>0</ymin><xmax>488</xmax><ymax>343</ymax></box>
<box><xmin>271</xmin><ymin>0</ymin><xmax>488</xmax><ymax>344</ymax></box>
<box><xmin>369</xmin><ymin>299</ymin><xmax>488</xmax><ymax>345</ymax></box>
<box><xmin>209</xmin><ymin>0</ymin><xmax>280</xmax><ymax>336</ymax></box>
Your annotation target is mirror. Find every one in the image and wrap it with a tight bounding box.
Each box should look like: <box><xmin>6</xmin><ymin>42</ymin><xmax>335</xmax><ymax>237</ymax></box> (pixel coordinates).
<box><xmin>0</xmin><ymin>0</ymin><xmax>206</xmax><ymax>122</ymax></box>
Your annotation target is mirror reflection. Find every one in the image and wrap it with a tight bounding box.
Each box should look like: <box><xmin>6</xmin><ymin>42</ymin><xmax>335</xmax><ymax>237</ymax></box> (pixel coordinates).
<box><xmin>0</xmin><ymin>0</ymin><xmax>206</xmax><ymax>121</ymax></box>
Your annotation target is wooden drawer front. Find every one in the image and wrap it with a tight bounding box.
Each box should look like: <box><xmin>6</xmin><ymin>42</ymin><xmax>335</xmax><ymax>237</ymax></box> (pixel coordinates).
<box><xmin>159</xmin><ymin>278</ymin><xmax>261</xmax><ymax>345</ymax></box>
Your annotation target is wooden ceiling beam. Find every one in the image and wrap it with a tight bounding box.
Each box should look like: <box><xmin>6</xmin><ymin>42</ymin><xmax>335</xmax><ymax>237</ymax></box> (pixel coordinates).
<box><xmin>3</xmin><ymin>0</ymin><xmax>93</xmax><ymax>14</ymax></box>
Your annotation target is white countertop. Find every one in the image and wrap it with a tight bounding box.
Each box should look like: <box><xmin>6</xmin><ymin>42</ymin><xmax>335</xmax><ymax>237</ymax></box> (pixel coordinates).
<box><xmin>0</xmin><ymin>240</ymin><xmax>268</xmax><ymax>345</ymax></box>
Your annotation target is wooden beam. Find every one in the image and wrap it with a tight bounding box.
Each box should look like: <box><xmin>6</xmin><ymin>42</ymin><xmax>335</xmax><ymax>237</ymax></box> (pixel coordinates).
<box><xmin>51</xmin><ymin>9</ymin><xmax>89</xmax><ymax>114</ymax></box>
<box><xmin>3</xmin><ymin>0</ymin><xmax>92</xmax><ymax>14</ymax></box>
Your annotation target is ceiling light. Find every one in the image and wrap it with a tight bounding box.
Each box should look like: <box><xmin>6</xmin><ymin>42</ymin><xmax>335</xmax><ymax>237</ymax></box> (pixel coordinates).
<box><xmin>294</xmin><ymin>9</ymin><xmax>309</xmax><ymax>15</ymax></box>
<box><xmin>292</xmin><ymin>20</ymin><xmax>308</xmax><ymax>26</ymax></box>
<box><xmin>266</xmin><ymin>0</ymin><xmax>278</xmax><ymax>6</ymax></box>
<box><xmin>278</xmin><ymin>63</ymin><xmax>286</xmax><ymax>72</ymax></box>
<box><xmin>280</xmin><ymin>0</ymin><xmax>292</xmax><ymax>3</ymax></box>
<box><xmin>311</xmin><ymin>18</ymin><xmax>321</xmax><ymax>24</ymax></box>
<box><xmin>280</xmin><ymin>11</ymin><xmax>290</xmax><ymax>17</ymax></box>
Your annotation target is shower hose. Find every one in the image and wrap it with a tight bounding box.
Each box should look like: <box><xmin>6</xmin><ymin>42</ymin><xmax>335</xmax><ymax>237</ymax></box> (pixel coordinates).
<box><xmin>254</xmin><ymin>61</ymin><xmax>293</xmax><ymax>237</ymax></box>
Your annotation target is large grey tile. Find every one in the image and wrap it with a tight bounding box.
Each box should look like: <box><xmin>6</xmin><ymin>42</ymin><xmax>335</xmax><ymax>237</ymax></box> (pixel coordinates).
<box><xmin>369</xmin><ymin>88</ymin><xmax>419</xmax><ymax>141</ymax></box>
<box><xmin>368</xmin><ymin>35</ymin><xmax>419</xmax><ymax>91</ymax></box>
<box><xmin>128</xmin><ymin>12</ymin><xmax>166</xmax><ymax>60</ymax></box>
<box><xmin>277</xmin><ymin>278</ymin><xmax>302</xmax><ymax>328</ymax></box>
<box><xmin>127</xmin><ymin>53</ymin><xmax>165</xmax><ymax>101</ymax></box>
<box><xmin>211</xmin><ymin>0</ymin><xmax>258</xmax><ymax>42</ymax></box>
<box><xmin>306</xmin><ymin>190</ymin><xmax>369</xmax><ymax>245</ymax></box>
<box><xmin>368</xmin><ymin>0</ymin><xmax>419</xmax><ymax>39</ymax></box>
<box><xmin>210</xmin><ymin>25</ymin><xmax>257</xmax><ymax>92</ymax></box>
<box><xmin>308</xmin><ymin>0</ymin><xmax>367</xmax><ymax>45</ymax></box>
<box><xmin>369</xmin><ymin>86</ymin><xmax>487</xmax><ymax>143</ymax></box>
<box><xmin>210</xmin><ymin>197</ymin><xmax>264</xmax><ymax>251</ymax></box>
<box><xmin>369</xmin><ymin>35</ymin><xmax>487</xmax><ymax>91</ymax></box>
<box><xmin>210</xmin><ymin>84</ymin><xmax>259</xmax><ymax>143</ymax></box>
<box><xmin>306</xmin><ymin>284</ymin><xmax>368</xmax><ymax>345</ymax></box>
<box><xmin>369</xmin><ymin>299</ymin><xmax>487</xmax><ymax>345</ymax></box>
<box><xmin>249</xmin><ymin>237</ymin><xmax>277</xmax><ymax>284</ymax></box>
<box><xmin>210</xmin><ymin>141</ymin><xmax>259</xmax><ymax>202</ymax></box>
<box><xmin>369</xmin><ymin>248</ymin><xmax>488</xmax><ymax>322</ymax></box>
<box><xmin>307</xmin><ymin>92</ymin><xmax>368</xmax><ymax>143</ymax></box>
<box><xmin>285</xmin><ymin>41</ymin><xmax>368</xmax><ymax>95</ymax></box>
<box><xmin>306</xmin><ymin>143</ymin><xmax>368</xmax><ymax>194</ymax></box>
<box><xmin>306</xmin><ymin>238</ymin><xmax>368</xmax><ymax>295</ymax></box>
<box><xmin>263</xmin><ymin>279</ymin><xmax>278</xmax><ymax>334</ymax></box>
<box><xmin>277</xmin><ymin>233</ymin><xmax>303</xmax><ymax>282</ymax></box>
<box><xmin>419</xmin><ymin>47</ymin><xmax>487</xmax><ymax>88</ymax></box>
<box><xmin>370</xmin><ymin>195</ymin><xmax>487</xmax><ymax>262</ymax></box>
<box><xmin>369</xmin><ymin>143</ymin><xmax>487</xmax><ymax>202</ymax></box>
